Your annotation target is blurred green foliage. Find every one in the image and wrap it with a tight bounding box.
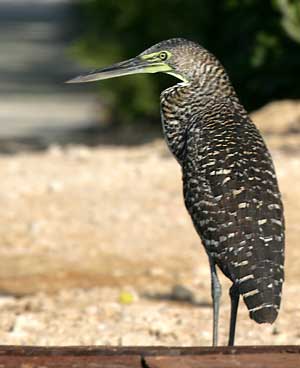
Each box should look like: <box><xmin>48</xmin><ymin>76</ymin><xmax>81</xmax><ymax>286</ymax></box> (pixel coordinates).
<box><xmin>73</xmin><ymin>0</ymin><xmax>300</xmax><ymax>123</ymax></box>
<box><xmin>275</xmin><ymin>0</ymin><xmax>300</xmax><ymax>43</ymax></box>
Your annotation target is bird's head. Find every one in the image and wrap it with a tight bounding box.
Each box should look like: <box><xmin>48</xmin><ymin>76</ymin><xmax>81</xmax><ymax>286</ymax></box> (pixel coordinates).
<box><xmin>67</xmin><ymin>38</ymin><xmax>214</xmax><ymax>85</ymax></box>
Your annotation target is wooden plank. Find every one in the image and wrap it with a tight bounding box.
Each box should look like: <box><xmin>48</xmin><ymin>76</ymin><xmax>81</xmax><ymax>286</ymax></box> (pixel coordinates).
<box><xmin>145</xmin><ymin>353</ymin><xmax>300</xmax><ymax>368</ymax></box>
<box><xmin>0</xmin><ymin>346</ymin><xmax>299</xmax><ymax>368</ymax></box>
<box><xmin>0</xmin><ymin>356</ymin><xmax>141</xmax><ymax>368</ymax></box>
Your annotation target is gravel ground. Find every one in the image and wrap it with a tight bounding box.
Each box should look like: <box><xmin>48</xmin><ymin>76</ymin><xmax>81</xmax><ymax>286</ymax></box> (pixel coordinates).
<box><xmin>0</xmin><ymin>101</ymin><xmax>300</xmax><ymax>346</ymax></box>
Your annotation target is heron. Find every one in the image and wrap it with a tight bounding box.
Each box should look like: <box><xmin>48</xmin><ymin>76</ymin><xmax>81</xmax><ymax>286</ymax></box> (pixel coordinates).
<box><xmin>67</xmin><ymin>38</ymin><xmax>285</xmax><ymax>346</ymax></box>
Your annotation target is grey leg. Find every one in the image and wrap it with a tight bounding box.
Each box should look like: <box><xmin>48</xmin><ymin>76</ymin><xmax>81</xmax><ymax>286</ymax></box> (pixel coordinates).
<box><xmin>209</xmin><ymin>257</ymin><xmax>222</xmax><ymax>346</ymax></box>
<box><xmin>228</xmin><ymin>283</ymin><xmax>239</xmax><ymax>346</ymax></box>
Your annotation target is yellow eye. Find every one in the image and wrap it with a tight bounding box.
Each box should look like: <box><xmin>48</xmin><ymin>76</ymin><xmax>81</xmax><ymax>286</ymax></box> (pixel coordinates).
<box><xmin>159</xmin><ymin>51</ymin><xmax>168</xmax><ymax>61</ymax></box>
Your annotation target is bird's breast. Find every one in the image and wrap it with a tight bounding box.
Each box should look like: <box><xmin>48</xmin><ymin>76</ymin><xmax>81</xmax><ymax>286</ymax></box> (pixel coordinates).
<box><xmin>160</xmin><ymin>83</ymin><xmax>206</xmax><ymax>163</ymax></box>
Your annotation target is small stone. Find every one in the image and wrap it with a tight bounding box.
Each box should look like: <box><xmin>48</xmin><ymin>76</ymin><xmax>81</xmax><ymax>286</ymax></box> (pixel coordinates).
<box><xmin>28</xmin><ymin>221</ymin><xmax>44</xmax><ymax>236</ymax></box>
<box><xmin>47</xmin><ymin>145</ymin><xmax>64</xmax><ymax>157</ymax></box>
<box><xmin>171</xmin><ymin>284</ymin><xmax>195</xmax><ymax>302</ymax></box>
<box><xmin>0</xmin><ymin>312</ymin><xmax>15</xmax><ymax>332</ymax></box>
<box><xmin>147</xmin><ymin>267</ymin><xmax>166</xmax><ymax>277</ymax></box>
<box><xmin>67</xmin><ymin>146</ymin><xmax>92</xmax><ymax>160</ymax></box>
<box><xmin>48</xmin><ymin>180</ymin><xmax>63</xmax><ymax>192</ymax></box>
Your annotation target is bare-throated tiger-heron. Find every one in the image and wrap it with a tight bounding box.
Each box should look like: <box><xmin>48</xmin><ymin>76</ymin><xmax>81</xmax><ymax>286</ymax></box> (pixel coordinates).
<box><xmin>67</xmin><ymin>38</ymin><xmax>285</xmax><ymax>346</ymax></box>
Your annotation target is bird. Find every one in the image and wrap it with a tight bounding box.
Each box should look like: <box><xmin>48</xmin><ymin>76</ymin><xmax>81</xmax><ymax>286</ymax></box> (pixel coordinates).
<box><xmin>67</xmin><ymin>38</ymin><xmax>285</xmax><ymax>346</ymax></box>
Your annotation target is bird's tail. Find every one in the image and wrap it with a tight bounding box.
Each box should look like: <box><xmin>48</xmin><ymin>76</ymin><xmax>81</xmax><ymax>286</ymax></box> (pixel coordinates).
<box><xmin>248</xmin><ymin>301</ymin><xmax>278</xmax><ymax>324</ymax></box>
<box><xmin>238</xmin><ymin>268</ymin><xmax>283</xmax><ymax>324</ymax></box>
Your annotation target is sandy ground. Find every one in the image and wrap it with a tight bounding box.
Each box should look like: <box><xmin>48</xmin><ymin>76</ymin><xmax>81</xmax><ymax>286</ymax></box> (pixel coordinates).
<box><xmin>0</xmin><ymin>101</ymin><xmax>300</xmax><ymax>346</ymax></box>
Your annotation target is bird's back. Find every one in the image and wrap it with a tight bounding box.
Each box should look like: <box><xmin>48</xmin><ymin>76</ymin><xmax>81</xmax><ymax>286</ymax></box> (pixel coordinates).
<box><xmin>181</xmin><ymin>99</ymin><xmax>284</xmax><ymax>323</ymax></box>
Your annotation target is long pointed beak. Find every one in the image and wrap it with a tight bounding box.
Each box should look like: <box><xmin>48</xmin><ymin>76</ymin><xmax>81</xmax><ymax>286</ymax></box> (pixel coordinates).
<box><xmin>66</xmin><ymin>57</ymin><xmax>157</xmax><ymax>84</ymax></box>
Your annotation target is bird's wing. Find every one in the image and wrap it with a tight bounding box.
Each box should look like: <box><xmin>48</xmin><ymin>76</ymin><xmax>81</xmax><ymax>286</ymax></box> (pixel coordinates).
<box><xmin>182</xmin><ymin>105</ymin><xmax>284</xmax><ymax>323</ymax></box>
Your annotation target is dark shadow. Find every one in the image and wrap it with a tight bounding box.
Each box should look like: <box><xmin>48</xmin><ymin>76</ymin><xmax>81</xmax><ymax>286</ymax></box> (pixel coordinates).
<box><xmin>142</xmin><ymin>285</ymin><xmax>211</xmax><ymax>308</ymax></box>
<box><xmin>0</xmin><ymin>290</ymin><xmax>29</xmax><ymax>299</ymax></box>
<box><xmin>0</xmin><ymin>123</ymin><xmax>163</xmax><ymax>155</ymax></box>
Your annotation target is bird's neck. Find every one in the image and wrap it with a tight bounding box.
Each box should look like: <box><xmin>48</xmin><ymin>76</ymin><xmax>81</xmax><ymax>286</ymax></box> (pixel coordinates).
<box><xmin>160</xmin><ymin>76</ymin><xmax>239</xmax><ymax>163</ymax></box>
<box><xmin>161</xmin><ymin>83</ymin><xmax>197</xmax><ymax>163</ymax></box>
<box><xmin>193</xmin><ymin>65</ymin><xmax>238</xmax><ymax>100</ymax></box>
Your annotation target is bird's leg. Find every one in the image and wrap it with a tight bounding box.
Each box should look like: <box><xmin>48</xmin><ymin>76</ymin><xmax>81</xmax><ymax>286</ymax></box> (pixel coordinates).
<box><xmin>209</xmin><ymin>257</ymin><xmax>221</xmax><ymax>346</ymax></box>
<box><xmin>228</xmin><ymin>283</ymin><xmax>240</xmax><ymax>346</ymax></box>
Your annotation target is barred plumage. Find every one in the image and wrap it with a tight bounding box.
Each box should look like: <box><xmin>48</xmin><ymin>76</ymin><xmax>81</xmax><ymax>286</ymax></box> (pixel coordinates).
<box><xmin>161</xmin><ymin>84</ymin><xmax>284</xmax><ymax>324</ymax></box>
<box><xmin>159</xmin><ymin>39</ymin><xmax>284</xmax><ymax>337</ymax></box>
<box><xmin>67</xmin><ymin>37</ymin><xmax>285</xmax><ymax>346</ymax></box>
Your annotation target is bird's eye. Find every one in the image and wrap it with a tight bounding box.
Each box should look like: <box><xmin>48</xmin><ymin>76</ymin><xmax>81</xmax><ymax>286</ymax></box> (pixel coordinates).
<box><xmin>159</xmin><ymin>51</ymin><xmax>168</xmax><ymax>61</ymax></box>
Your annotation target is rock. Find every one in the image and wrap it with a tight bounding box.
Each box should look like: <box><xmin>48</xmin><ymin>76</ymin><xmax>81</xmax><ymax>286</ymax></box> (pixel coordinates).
<box><xmin>251</xmin><ymin>100</ymin><xmax>300</xmax><ymax>135</ymax></box>
<box><xmin>170</xmin><ymin>285</ymin><xmax>195</xmax><ymax>303</ymax></box>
